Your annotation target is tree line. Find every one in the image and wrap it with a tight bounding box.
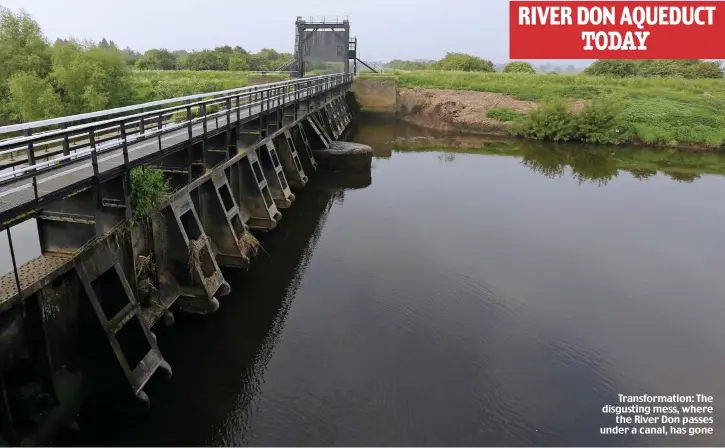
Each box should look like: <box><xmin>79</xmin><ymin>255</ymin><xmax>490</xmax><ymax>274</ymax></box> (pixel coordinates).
<box><xmin>385</xmin><ymin>53</ymin><xmax>723</xmax><ymax>79</ymax></box>
<box><xmin>0</xmin><ymin>7</ymin><xmax>341</xmax><ymax>123</ymax></box>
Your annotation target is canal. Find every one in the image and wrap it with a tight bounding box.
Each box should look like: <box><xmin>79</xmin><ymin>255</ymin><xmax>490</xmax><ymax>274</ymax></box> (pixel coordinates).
<box><xmin>59</xmin><ymin>115</ymin><xmax>725</xmax><ymax>446</ymax></box>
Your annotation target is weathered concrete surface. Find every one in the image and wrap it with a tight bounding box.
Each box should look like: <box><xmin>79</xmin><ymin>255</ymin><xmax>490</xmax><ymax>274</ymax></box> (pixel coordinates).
<box><xmin>0</xmin><ymin>85</ymin><xmax>359</xmax><ymax>446</ymax></box>
<box><xmin>312</xmin><ymin>141</ymin><xmax>373</xmax><ymax>173</ymax></box>
<box><xmin>351</xmin><ymin>77</ymin><xmax>397</xmax><ymax>112</ymax></box>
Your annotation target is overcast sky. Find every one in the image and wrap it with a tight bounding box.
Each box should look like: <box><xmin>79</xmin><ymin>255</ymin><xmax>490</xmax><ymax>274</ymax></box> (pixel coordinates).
<box><xmin>1</xmin><ymin>0</ymin><xmax>589</xmax><ymax>65</ymax></box>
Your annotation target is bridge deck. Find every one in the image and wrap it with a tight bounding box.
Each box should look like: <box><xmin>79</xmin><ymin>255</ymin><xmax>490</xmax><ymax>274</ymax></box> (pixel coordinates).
<box><xmin>0</xmin><ymin>94</ymin><xmax>297</xmax><ymax>220</ymax></box>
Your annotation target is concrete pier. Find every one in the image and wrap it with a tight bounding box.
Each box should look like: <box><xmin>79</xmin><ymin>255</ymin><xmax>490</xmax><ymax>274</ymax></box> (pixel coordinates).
<box><xmin>0</xmin><ymin>75</ymin><xmax>368</xmax><ymax>445</ymax></box>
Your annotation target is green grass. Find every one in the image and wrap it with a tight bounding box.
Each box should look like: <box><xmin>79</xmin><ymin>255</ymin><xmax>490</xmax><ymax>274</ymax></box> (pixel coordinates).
<box><xmin>128</xmin><ymin>70</ymin><xmax>289</xmax><ymax>103</ymax></box>
<box><xmin>486</xmin><ymin>107</ymin><xmax>522</xmax><ymax>122</ymax></box>
<box><xmin>390</xmin><ymin>71</ymin><xmax>725</xmax><ymax>148</ymax></box>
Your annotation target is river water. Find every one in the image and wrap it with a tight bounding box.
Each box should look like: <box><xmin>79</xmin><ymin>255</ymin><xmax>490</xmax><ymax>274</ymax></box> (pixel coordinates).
<box><xmin>59</xmin><ymin>116</ymin><xmax>725</xmax><ymax>446</ymax></box>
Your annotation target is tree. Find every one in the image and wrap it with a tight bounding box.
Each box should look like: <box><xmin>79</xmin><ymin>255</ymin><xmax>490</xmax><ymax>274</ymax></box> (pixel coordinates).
<box><xmin>503</xmin><ymin>61</ymin><xmax>536</xmax><ymax>74</ymax></box>
<box><xmin>584</xmin><ymin>60</ymin><xmax>636</xmax><ymax>77</ymax></box>
<box><xmin>135</xmin><ymin>48</ymin><xmax>177</xmax><ymax>70</ymax></box>
<box><xmin>228</xmin><ymin>53</ymin><xmax>249</xmax><ymax>71</ymax></box>
<box><xmin>99</xmin><ymin>37</ymin><xmax>109</xmax><ymax>49</ymax></box>
<box><xmin>7</xmin><ymin>72</ymin><xmax>61</xmax><ymax>120</ymax></box>
<box><xmin>120</xmin><ymin>46</ymin><xmax>141</xmax><ymax>66</ymax></box>
<box><xmin>246</xmin><ymin>53</ymin><xmax>269</xmax><ymax>71</ymax></box>
<box><xmin>430</xmin><ymin>53</ymin><xmax>495</xmax><ymax>72</ymax></box>
<box><xmin>0</xmin><ymin>7</ymin><xmax>52</xmax><ymax>118</ymax></box>
<box><xmin>50</xmin><ymin>40</ymin><xmax>131</xmax><ymax>113</ymax></box>
<box><xmin>586</xmin><ymin>59</ymin><xmax>724</xmax><ymax>79</ymax></box>
<box><xmin>685</xmin><ymin>60</ymin><xmax>723</xmax><ymax>79</ymax></box>
<box><xmin>0</xmin><ymin>7</ymin><xmax>51</xmax><ymax>82</ymax></box>
<box><xmin>385</xmin><ymin>59</ymin><xmax>431</xmax><ymax>71</ymax></box>
<box><xmin>181</xmin><ymin>49</ymin><xmax>226</xmax><ymax>71</ymax></box>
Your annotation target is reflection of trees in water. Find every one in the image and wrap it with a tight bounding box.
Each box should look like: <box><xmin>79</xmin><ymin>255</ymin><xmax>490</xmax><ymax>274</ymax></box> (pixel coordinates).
<box><xmin>627</xmin><ymin>168</ymin><xmax>657</xmax><ymax>180</ymax></box>
<box><xmin>666</xmin><ymin>171</ymin><xmax>701</xmax><ymax>183</ymax></box>
<box><xmin>437</xmin><ymin>152</ymin><xmax>457</xmax><ymax>163</ymax></box>
<box><xmin>520</xmin><ymin>146</ymin><xmax>619</xmax><ymax>185</ymax></box>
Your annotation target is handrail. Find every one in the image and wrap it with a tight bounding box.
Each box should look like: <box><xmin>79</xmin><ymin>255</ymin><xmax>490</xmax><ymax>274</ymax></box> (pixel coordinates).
<box><xmin>0</xmin><ymin>73</ymin><xmax>353</xmax><ymax>187</ymax></box>
<box><xmin>0</xmin><ymin>74</ymin><xmax>341</xmax><ymax>136</ymax></box>
<box><xmin>0</xmin><ymin>74</ymin><xmax>346</xmax><ymax>149</ymax></box>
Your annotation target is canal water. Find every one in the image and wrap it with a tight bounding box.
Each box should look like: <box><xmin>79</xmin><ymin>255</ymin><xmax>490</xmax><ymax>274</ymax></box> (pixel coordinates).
<box><xmin>62</xmin><ymin>116</ymin><xmax>725</xmax><ymax>446</ymax></box>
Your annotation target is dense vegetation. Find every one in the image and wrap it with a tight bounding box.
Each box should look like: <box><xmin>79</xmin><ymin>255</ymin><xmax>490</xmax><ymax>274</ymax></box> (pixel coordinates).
<box><xmin>384</xmin><ymin>59</ymin><xmax>433</xmax><ymax>71</ymax></box>
<box><xmin>130</xmin><ymin>166</ymin><xmax>169</xmax><ymax>221</ymax></box>
<box><xmin>585</xmin><ymin>59</ymin><xmax>724</xmax><ymax>79</ymax></box>
<box><xmin>503</xmin><ymin>62</ymin><xmax>536</xmax><ymax>74</ymax></box>
<box><xmin>389</xmin><ymin>70</ymin><xmax>725</xmax><ymax>148</ymax></box>
<box><xmin>429</xmin><ymin>53</ymin><xmax>495</xmax><ymax>72</ymax></box>
<box><xmin>0</xmin><ymin>7</ymin><xmax>299</xmax><ymax>123</ymax></box>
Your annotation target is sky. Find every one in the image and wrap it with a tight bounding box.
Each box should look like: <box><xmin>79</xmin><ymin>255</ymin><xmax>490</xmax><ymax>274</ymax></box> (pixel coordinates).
<box><xmin>0</xmin><ymin>0</ymin><xmax>589</xmax><ymax>65</ymax></box>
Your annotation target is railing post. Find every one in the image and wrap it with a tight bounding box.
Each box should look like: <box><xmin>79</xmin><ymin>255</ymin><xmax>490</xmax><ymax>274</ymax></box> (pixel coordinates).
<box><xmin>89</xmin><ymin>126</ymin><xmax>102</xmax><ymax>215</ymax></box>
<box><xmin>7</xmin><ymin>227</ymin><xmax>21</xmax><ymax>296</ymax></box>
<box><xmin>24</xmin><ymin>129</ymin><xmax>38</xmax><ymax>200</ymax></box>
<box><xmin>202</xmin><ymin>103</ymin><xmax>208</xmax><ymax>140</ymax></box>
<box><xmin>236</xmin><ymin>95</ymin><xmax>241</xmax><ymax>124</ymax></box>
<box><xmin>120</xmin><ymin>120</ymin><xmax>129</xmax><ymax>166</ymax></box>
<box><xmin>89</xmin><ymin>127</ymin><xmax>98</xmax><ymax>179</ymax></box>
<box><xmin>60</xmin><ymin>123</ymin><xmax>70</xmax><ymax>156</ymax></box>
<box><xmin>201</xmin><ymin>103</ymin><xmax>207</xmax><ymax>169</ymax></box>
<box><xmin>225</xmin><ymin>97</ymin><xmax>232</xmax><ymax>159</ymax></box>
<box><xmin>186</xmin><ymin>100</ymin><xmax>193</xmax><ymax>183</ymax></box>
<box><xmin>157</xmin><ymin>112</ymin><xmax>163</xmax><ymax>150</ymax></box>
<box><xmin>186</xmin><ymin>100</ymin><xmax>193</xmax><ymax>139</ymax></box>
<box><xmin>139</xmin><ymin>114</ymin><xmax>145</xmax><ymax>135</ymax></box>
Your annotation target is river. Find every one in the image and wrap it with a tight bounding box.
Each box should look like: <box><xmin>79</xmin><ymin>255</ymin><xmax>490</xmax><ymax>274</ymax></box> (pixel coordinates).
<box><xmin>50</xmin><ymin>115</ymin><xmax>725</xmax><ymax>446</ymax></box>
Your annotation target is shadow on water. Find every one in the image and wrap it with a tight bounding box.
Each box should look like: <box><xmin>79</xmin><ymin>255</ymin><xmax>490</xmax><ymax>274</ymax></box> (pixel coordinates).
<box><xmin>59</xmin><ymin>172</ymin><xmax>372</xmax><ymax>447</ymax></box>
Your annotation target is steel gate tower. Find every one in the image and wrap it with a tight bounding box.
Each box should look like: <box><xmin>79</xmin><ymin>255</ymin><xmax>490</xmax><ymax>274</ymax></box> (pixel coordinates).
<box><xmin>292</xmin><ymin>16</ymin><xmax>351</xmax><ymax>78</ymax></box>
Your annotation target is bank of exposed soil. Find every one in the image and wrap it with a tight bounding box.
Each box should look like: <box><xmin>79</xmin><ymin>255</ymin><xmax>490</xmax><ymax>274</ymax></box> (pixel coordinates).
<box><xmin>397</xmin><ymin>88</ymin><xmax>537</xmax><ymax>135</ymax></box>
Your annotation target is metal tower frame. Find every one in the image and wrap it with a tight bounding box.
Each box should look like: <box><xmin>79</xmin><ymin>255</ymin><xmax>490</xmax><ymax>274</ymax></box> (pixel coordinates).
<box><xmin>294</xmin><ymin>16</ymin><xmax>351</xmax><ymax>78</ymax></box>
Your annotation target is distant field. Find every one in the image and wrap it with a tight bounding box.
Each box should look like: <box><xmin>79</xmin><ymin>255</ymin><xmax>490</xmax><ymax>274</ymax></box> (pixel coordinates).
<box><xmin>128</xmin><ymin>70</ymin><xmax>288</xmax><ymax>103</ymax></box>
<box><xmin>375</xmin><ymin>70</ymin><xmax>725</xmax><ymax>148</ymax></box>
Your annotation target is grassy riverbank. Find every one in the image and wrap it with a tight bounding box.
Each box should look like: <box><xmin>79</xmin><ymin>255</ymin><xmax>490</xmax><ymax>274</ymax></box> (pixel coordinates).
<box><xmin>374</xmin><ymin>71</ymin><xmax>725</xmax><ymax>149</ymax></box>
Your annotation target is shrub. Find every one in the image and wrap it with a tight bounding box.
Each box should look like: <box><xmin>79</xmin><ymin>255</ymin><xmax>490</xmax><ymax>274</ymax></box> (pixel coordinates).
<box><xmin>586</xmin><ymin>59</ymin><xmax>724</xmax><ymax>79</ymax></box>
<box><xmin>585</xmin><ymin>60</ymin><xmax>636</xmax><ymax>77</ymax></box>
<box><xmin>511</xmin><ymin>99</ymin><xmax>633</xmax><ymax>145</ymax></box>
<box><xmin>487</xmin><ymin>107</ymin><xmax>521</xmax><ymax>122</ymax></box>
<box><xmin>430</xmin><ymin>53</ymin><xmax>495</xmax><ymax>72</ymax></box>
<box><xmin>510</xmin><ymin>100</ymin><xmax>577</xmax><ymax>141</ymax></box>
<box><xmin>575</xmin><ymin>100</ymin><xmax>633</xmax><ymax>145</ymax></box>
<box><xmin>503</xmin><ymin>61</ymin><xmax>536</xmax><ymax>74</ymax></box>
<box><xmin>130</xmin><ymin>166</ymin><xmax>169</xmax><ymax>221</ymax></box>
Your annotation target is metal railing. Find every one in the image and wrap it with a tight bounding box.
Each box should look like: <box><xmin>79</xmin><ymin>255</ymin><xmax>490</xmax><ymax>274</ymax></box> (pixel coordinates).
<box><xmin>0</xmin><ymin>73</ymin><xmax>353</xmax><ymax>223</ymax></box>
<box><xmin>296</xmin><ymin>15</ymin><xmax>349</xmax><ymax>24</ymax></box>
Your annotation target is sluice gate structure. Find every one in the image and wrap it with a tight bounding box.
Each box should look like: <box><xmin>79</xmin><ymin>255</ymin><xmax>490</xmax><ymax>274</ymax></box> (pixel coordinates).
<box><xmin>0</xmin><ymin>18</ymin><xmax>366</xmax><ymax>443</ymax></box>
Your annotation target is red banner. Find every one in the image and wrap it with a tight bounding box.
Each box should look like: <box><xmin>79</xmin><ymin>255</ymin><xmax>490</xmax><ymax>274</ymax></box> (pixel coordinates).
<box><xmin>509</xmin><ymin>1</ymin><xmax>725</xmax><ymax>59</ymax></box>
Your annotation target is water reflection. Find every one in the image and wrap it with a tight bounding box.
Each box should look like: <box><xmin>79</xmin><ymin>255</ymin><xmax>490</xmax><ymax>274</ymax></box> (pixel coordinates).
<box><xmin>354</xmin><ymin>114</ymin><xmax>725</xmax><ymax>186</ymax></box>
